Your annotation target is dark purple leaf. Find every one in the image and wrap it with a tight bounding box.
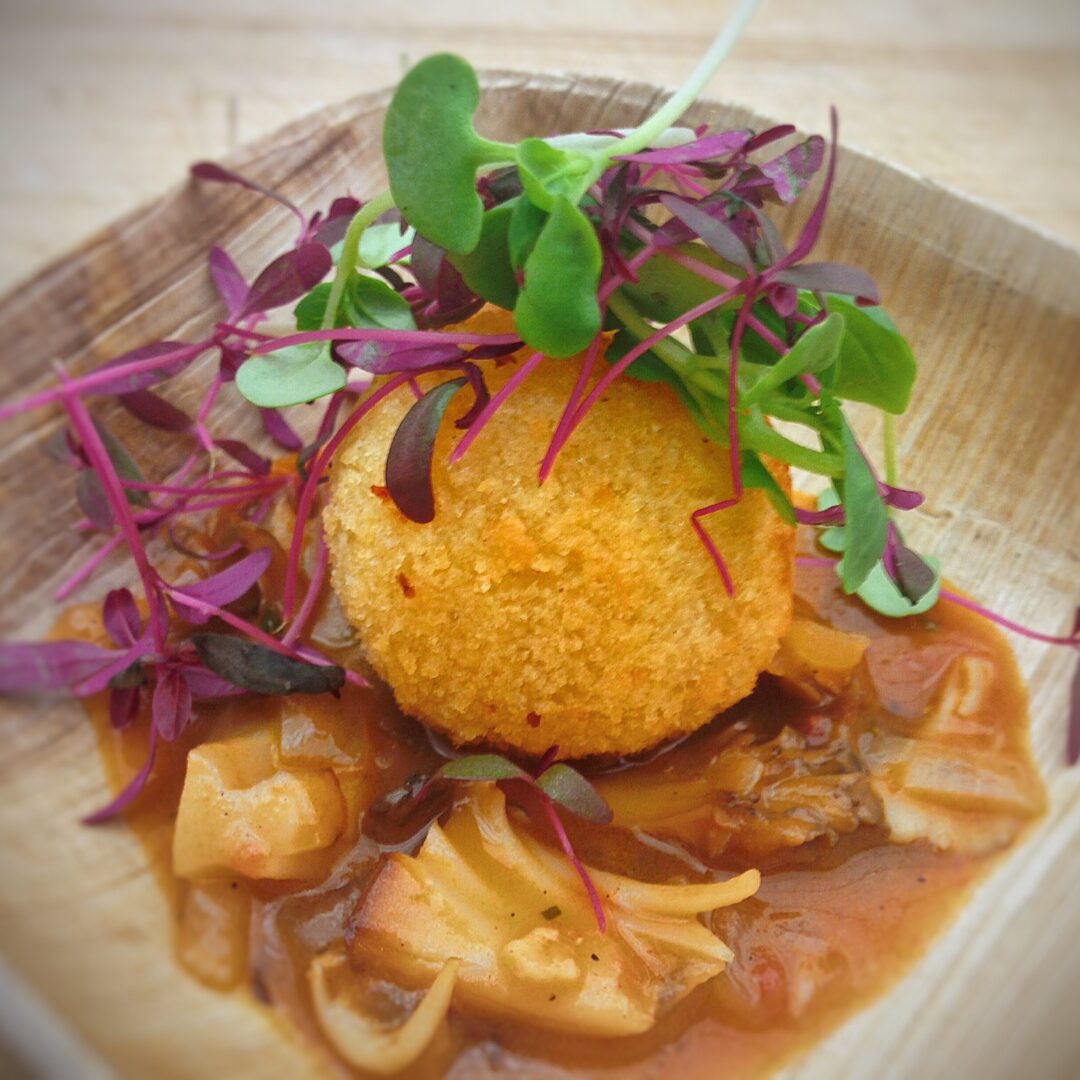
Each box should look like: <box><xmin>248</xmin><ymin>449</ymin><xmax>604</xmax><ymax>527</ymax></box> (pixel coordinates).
<box><xmin>92</xmin><ymin>420</ymin><xmax>150</xmax><ymax>508</ymax></box>
<box><xmin>881</xmin><ymin>484</ymin><xmax>925</xmax><ymax>511</ymax></box>
<box><xmin>436</xmin><ymin>754</ymin><xmax>530</xmax><ymax>782</ymax></box>
<box><xmin>76</xmin><ymin>469</ymin><xmax>114</xmax><ymax>530</ymax></box>
<box><xmin>118</xmin><ymin>388</ymin><xmax>192</xmax><ymax>432</ymax></box>
<box><xmin>83</xmin><ymin>729</ymin><xmax>158</xmax><ymax>824</ymax></box>
<box><xmin>0</xmin><ymin>640</ymin><xmax>118</xmax><ymax>693</ymax></box>
<box><xmin>45</xmin><ymin>428</ymin><xmax>82</xmax><ymax>468</ymax></box>
<box><xmin>190</xmin><ymin>162</ymin><xmax>306</xmax><ymax>226</ymax></box>
<box><xmin>193</xmin><ymin>634</ymin><xmax>345</xmax><ymax>695</ymax></box>
<box><xmin>616</xmin><ymin>129</ymin><xmax>752</xmax><ymax>165</ymax></box>
<box><xmin>214</xmin><ymin>438</ymin><xmax>271</xmax><ymax>476</ymax></box>
<box><xmin>168</xmin><ymin>548</ymin><xmax>272</xmax><ymax>625</ymax></box>
<box><xmin>103</xmin><ymin>588</ymin><xmax>142</xmax><ymax>647</ymax></box>
<box><xmin>659</xmin><ymin>194</ymin><xmax>752</xmax><ymax>268</ymax></box>
<box><xmin>182</xmin><ymin>664</ymin><xmax>245</xmax><ymax>700</ymax></box>
<box><xmin>336</xmin><ymin>340</ymin><xmax>465</xmax><ymax>374</ymax></box>
<box><xmin>410</xmin><ymin>234</ymin><xmax>483</xmax><ymax>328</ymax></box>
<box><xmin>237</xmin><ymin>243</ymin><xmax>332</xmax><ymax>319</ymax></box>
<box><xmin>775</xmin><ymin>261</ymin><xmax>880</xmax><ymax>303</ymax></box>
<box><xmin>208</xmin><ymin>245</ymin><xmax>249</xmax><ymax>316</ymax></box>
<box><xmin>759</xmin><ymin>136</ymin><xmax>825</xmax><ymax>203</ymax></box>
<box><xmin>466</xmin><ymin>341</ymin><xmax>524</xmax><ymax>360</ymax></box>
<box><xmin>768</xmin><ymin>282</ymin><xmax>798</xmax><ymax>318</ymax></box>
<box><xmin>259</xmin><ymin>407</ymin><xmax>303</xmax><ymax>451</ymax></box>
<box><xmin>109</xmin><ymin>685</ymin><xmax>141</xmax><ymax>729</ymax></box>
<box><xmin>94</xmin><ymin>341</ymin><xmax>201</xmax><ymax>396</ymax></box>
<box><xmin>535</xmin><ymin>763</ymin><xmax>613</xmax><ymax>824</ymax></box>
<box><xmin>313</xmin><ymin>196</ymin><xmax>363</xmax><ymax>247</ymax></box>
<box><xmin>892</xmin><ymin>544</ymin><xmax>938</xmax><ymax>604</ymax></box>
<box><xmin>453</xmin><ymin>362</ymin><xmax>491</xmax><ymax>430</ymax></box>
<box><xmin>385</xmin><ymin>377</ymin><xmax>468</xmax><ymax>524</ymax></box>
<box><xmin>108</xmin><ymin>662</ymin><xmax>147</xmax><ymax>690</ymax></box>
<box><xmin>742</xmin><ymin>124</ymin><xmax>798</xmax><ymax>153</ymax></box>
<box><xmin>152</xmin><ymin>666</ymin><xmax>193</xmax><ymax>742</ymax></box>
<box><xmin>217</xmin><ymin>343</ymin><xmax>249</xmax><ymax>382</ymax></box>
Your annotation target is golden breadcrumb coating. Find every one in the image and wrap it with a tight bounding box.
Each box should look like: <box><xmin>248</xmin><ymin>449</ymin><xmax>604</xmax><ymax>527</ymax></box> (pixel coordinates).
<box><xmin>324</xmin><ymin>309</ymin><xmax>794</xmax><ymax>758</ymax></box>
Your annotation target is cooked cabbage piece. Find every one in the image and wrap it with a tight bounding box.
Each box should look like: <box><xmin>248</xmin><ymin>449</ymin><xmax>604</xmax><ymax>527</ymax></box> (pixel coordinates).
<box><xmin>309</xmin><ymin>953</ymin><xmax>459</xmax><ymax>1076</ymax></box>
<box><xmin>859</xmin><ymin>656</ymin><xmax>1045</xmax><ymax>854</ymax></box>
<box><xmin>348</xmin><ymin>787</ymin><xmax>759</xmax><ymax>1037</ymax></box>
<box><xmin>173</xmin><ymin>725</ymin><xmax>346</xmax><ymax>880</ymax></box>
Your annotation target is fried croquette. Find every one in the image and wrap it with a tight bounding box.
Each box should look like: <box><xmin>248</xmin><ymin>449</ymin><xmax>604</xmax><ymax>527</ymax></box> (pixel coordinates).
<box><xmin>323</xmin><ymin>309</ymin><xmax>795</xmax><ymax>758</ymax></box>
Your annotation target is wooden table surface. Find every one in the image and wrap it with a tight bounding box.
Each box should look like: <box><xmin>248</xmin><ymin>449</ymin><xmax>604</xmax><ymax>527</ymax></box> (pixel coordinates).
<box><xmin>1</xmin><ymin>0</ymin><xmax>1079</xmax><ymax>295</ymax></box>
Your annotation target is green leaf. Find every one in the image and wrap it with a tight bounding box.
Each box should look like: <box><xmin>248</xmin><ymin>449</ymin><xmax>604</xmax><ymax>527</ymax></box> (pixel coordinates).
<box><xmin>515</xmin><ymin>138</ymin><xmax>594</xmax><ymax>211</ymax></box>
<box><xmin>855</xmin><ymin>556</ymin><xmax>942</xmax><ymax>617</ymax></box>
<box><xmin>837</xmin><ymin>422</ymin><xmax>889</xmax><ymax>592</ymax></box>
<box><xmin>618</xmin><ymin>244</ymin><xmax>736</xmax><ymax>325</ymax></box>
<box><xmin>535</xmin><ymin>764</ymin><xmax>613</xmax><ymax>824</ymax></box>
<box><xmin>294</xmin><ymin>276</ymin><xmax>416</xmax><ymax>333</ymax></box>
<box><xmin>383</xmin><ymin>54</ymin><xmax>513</xmax><ymax>253</ymax></box>
<box><xmin>514</xmin><ymin>196</ymin><xmax>602</xmax><ymax>358</ymax></box>
<box><xmin>448</xmin><ymin>200</ymin><xmax>519</xmax><ymax>310</ymax></box>
<box><xmin>345</xmin><ymin>275</ymin><xmax>417</xmax><ymax>331</ymax></box>
<box><xmin>508</xmin><ymin>196</ymin><xmax>547</xmax><ymax>270</ymax></box>
<box><xmin>740</xmin><ymin>450</ymin><xmax>796</xmax><ymax>523</ymax></box>
<box><xmin>742</xmin><ymin>312</ymin><xmax>844</xmax><ymax>406</ymax></box>
<box><xmin>358</xmin><ymin>222</ymin><xmax>415</xmax><ymax>268</ymax></box>
<box><xmin>294</xmin><ymin>283</ymin><xmax>333</xmax><ymax>331</ymax></box>
<box><xmin>236</xmin><ymin>343</ymin><xmax>346</xmax><ymax>408</ymax></box>
<box><xmin>436</xmin><ymin>754</ymin><xmax>530</xmax><ymax>783</ymax></box>
<box><xmin>825</xmin><ymin>296</ymin><xmax>917</xmax><ymax>415</ymax></box>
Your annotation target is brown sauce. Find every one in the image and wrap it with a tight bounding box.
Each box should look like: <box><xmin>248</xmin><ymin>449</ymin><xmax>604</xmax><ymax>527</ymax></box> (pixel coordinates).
<box><xmin>73</xmin><ymin>525</ymin><xmax>1045</xmax><ymax>1079</ymax></box>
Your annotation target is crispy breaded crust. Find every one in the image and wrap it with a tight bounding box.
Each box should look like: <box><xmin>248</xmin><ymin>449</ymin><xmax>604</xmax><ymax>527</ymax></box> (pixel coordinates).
<box><xmin>324</xmin><ymin>310</ymin><xmax>794</xmax><ymax>758</ymax></box>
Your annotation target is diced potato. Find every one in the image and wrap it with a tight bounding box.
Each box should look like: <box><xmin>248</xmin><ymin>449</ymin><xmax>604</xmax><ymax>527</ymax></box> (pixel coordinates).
<box><xmin>173</xmin><ymin>726</ymin><xmax>346</xmax><ymax>881</ymax></box>
<box><xmin>176</xmin><ymin>881</ymin><xmax>250</xmax><ymax>989</ymax></box>
<box><xmin>767</xmin><ymin>618</ymin><xmax>870</xmax><ymax>702</ymax></box>
<box><xmin>349</xmin><ymin>787</ymin><xmax>758</xmax><ymax>1038</ymax></box>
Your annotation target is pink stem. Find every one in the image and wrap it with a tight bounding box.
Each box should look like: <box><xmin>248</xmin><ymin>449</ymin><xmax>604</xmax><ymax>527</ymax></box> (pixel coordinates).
<box><xmin>539</xmin><ymin>335</ymin><xmax>602</xmax><ymax>484</ymax></box>
<box><xmin>540</xmin><ymin>798</ymin><xmax>607</xmax><ymax>934</ymax></box>
<box><xmin>283</xmin><ymin>536</ymin><xmax>328</xmax><ymax>647</ymax></box>
<box><xmin>283</xmin><ymin>373</ymin><xmax>413</xmax><ymax>619</ymax></box>
<box><xmin>0</xmin><ymin>341</ymin><xmax>210</xmax><ymax>421</ymax></box>
<box><xmin>449</xmin><ymin>352</ymin><xmax>543</xmax><ymax>465</ymax></box>
<box><xmin>58</xmin><ymin>376</ymin><xmax>166</xmax><ymax>649</ymax></box>
<box><xmin>250</xmin><ymin>328</ymin><xmax>522</xmax><ymax>356</ymax></box>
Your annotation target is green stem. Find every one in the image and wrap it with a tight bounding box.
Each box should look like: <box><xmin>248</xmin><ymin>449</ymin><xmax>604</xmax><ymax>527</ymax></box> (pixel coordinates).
<box><xmin>882</xmin><ymin>412</ymin><xmax>899</xmax><ymax>487</ymax></box>
<box><xmin>604</xmin><ymin>0</ymin><xmax>760</xmax><ymax>162</ymax></box>
<box><xmin>320</xmin><ymin>190</ymin><xmax>396</xmax><ymax>331</ymax></box>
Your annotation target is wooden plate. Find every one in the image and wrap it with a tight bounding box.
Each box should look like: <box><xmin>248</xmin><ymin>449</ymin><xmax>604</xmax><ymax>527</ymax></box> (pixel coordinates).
<box><xmin>0</xmin><ymin>73</ymin><xmax>1077</xmax><ymax>1079</ymax></box>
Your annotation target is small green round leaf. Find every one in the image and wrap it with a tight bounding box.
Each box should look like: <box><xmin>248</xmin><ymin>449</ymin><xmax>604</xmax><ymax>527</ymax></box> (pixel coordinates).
<box><xmin>383</xmin><ymin>54</ymin><xmax>513</xmax><ymax>254</ymax></box>
<box><xmin>235</xmin><ymin>343</ymin><xmax>346</xmax><ymax>408</ymax></box>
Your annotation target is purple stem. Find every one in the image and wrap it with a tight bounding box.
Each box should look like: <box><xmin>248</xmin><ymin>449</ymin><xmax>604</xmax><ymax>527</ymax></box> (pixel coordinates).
<box><xmin>58</xmin><ymin>376</ymin><xmax>166</xmax><ymax>650</ymax></box>
<box><xmin>449</xmin><ymin>352</ymin><xmax>544</xmax><ymax>465</ymax></box>
<box><xmin>284</xmin><ymin>373</ymin><xmax>414</xmax><ymax>619</ymax></box>
<box><xmin>540</xmin><ymin>798</ymin><xmax>607</xmax><ymax>933</ymax></box>
<box><xmin>283</xmin><ymin>535</ymin><xmax>329</xmax><ymax>647</ymax></box>
<box><xmin>0</xmin><ymin>341</ymin><xmax>210</xmax><ymax>421</ymax></box>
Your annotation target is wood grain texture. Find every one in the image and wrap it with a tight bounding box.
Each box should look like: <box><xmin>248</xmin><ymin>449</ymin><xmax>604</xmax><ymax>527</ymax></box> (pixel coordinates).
<box><xmin>0</xmin><ymin>73</ymin><xmax>1077</xmax><ymax>1078</ymax></box>
<box><xmin>0</xmin><ymin>0</ymin><xmax>1079</xmax><ymax>293</ymax></box>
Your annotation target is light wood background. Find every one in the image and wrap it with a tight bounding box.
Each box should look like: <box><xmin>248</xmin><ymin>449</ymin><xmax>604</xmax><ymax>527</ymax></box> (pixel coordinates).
<box><xmin>1</xmin><ymin>0</ymin><xmax>1079</xmax><ymax>294</ymax></box>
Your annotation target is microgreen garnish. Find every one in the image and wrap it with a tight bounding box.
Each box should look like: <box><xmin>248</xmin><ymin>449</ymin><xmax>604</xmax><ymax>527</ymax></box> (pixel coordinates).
<box><xmin>0</xmin><ymin>0</ymin><xmax>1076</xmax><ymax>854</ymax></box>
